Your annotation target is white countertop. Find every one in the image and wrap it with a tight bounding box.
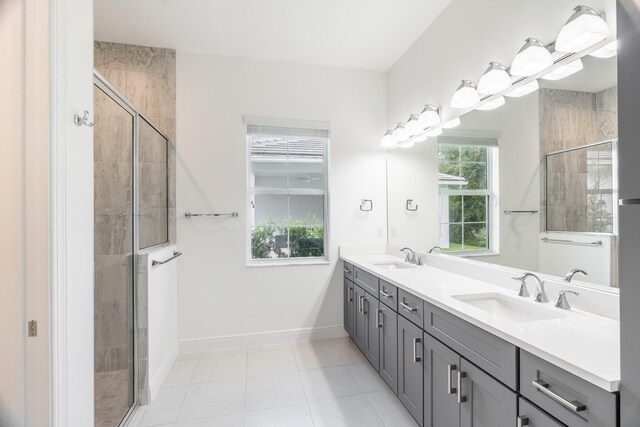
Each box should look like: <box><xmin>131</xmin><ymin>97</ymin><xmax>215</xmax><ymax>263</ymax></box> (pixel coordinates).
<box><xmin>341</xmin><ymin>253</ymin><xmax>621</xmax><ymax>392</ymax></box>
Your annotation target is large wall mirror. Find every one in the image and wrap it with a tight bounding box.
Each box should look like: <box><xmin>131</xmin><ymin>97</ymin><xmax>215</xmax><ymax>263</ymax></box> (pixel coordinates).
<box><xmin>387</xmin><ymin>37</ymin><xmax>618</xmax><ymax>288</ymax></box>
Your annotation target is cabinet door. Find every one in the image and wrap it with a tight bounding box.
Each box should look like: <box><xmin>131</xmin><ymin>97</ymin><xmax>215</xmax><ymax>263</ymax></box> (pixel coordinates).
<box><xmin>379</xmin><ymin>305</ymin><xmax>398</xmax><ymax>394</ymax></box>
<box><xmin>353</xmin><ymin>285</ymin><xmax>366</xmax><ymax>351</ymax></box>
<box><xmin>398</xmin><ymin>315</ymin><xmax>424</xmax><ymax>426</ymax></box>
<box><xmin>424</xmin><ymin>334</ymin><xmax>461</xmax><ymax>427</ymax></box>
<box><xmin>363</xmin><ymin>292</ymin><xmax>380</xmax><ymax>371</ymax></box>
<box><xmin>518</xmin><ymin>398</ymin><xmax>565</xmax><ymax>427</ymax></box>
<box><xmin>459</xmin><ymin>359</ymin><xmax>517</xmax><ymax>427</ymax></box>
<box><xmin>343</xmin><ymin>279</ymin><xmax>355</xmax><ymax>338</ymax></box>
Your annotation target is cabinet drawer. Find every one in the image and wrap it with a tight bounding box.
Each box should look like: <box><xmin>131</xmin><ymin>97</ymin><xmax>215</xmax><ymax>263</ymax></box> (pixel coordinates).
<box><xmin>343</xmin><ymin>261</ymin><xmax>354</xmax><ymax>281</ymax></box>
<box><xmin>354</xmin><ymin>267</ymin><xmax>379</xmax><ymax>295</ymax></box>
<box><xmin>520</xmin><ymin>351</ymin><xmax>617</xmax><ymax>427</ymax></box>
<box><xmin>424</xmin><ymin>302</ymin><xmax>517</xmax><ymax>390</ymax></box>
<box><xmin>518</xmin><ymin>398</ymin><xmax>564</xmax><ymax>427</ymax></box>
<box><xmin>398</xmin><ymin>288</ymin><xmax>424</xmax><ymax>327</ymax></box>
<box><xmin>379</xmin><ymin>280</ymin><xmax>398</xmax><ymax>311</ymax></box>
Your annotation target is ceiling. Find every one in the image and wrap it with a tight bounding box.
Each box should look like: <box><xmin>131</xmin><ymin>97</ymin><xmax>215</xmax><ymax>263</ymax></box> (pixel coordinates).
<box><xmin>93</xmin><ymin>0</ymin><xmax>452</xmax><ymax>72</ymax></box>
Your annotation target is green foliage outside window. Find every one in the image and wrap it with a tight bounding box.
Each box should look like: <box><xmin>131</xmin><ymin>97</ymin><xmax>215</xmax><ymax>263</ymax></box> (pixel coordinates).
<box><xmin>251</xmin><ymin>214</ymin><xmax>324</xmax><ymax>259</ymax></box>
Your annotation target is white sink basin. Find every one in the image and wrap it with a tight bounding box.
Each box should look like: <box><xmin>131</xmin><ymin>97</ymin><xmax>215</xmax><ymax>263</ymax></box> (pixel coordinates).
<box><xmin>453</xmin><ymin>293</ymin><xmax>565</xmax><ymax>323</ymax></box>
<box><xmin>371</xmin><ymin>261</ymin><xmax>417</xmax><ymax>271</ymax></box>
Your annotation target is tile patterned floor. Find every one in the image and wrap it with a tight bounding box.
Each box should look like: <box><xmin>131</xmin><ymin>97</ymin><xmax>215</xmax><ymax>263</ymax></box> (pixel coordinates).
<box><xmin>128</xmin><ymin>337</ymin><xmax>418</xmax><ymax>427</ymax></box>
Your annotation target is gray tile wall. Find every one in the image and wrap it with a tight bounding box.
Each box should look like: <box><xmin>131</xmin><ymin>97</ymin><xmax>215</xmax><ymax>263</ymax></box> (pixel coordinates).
<box><xmin>539</xmin><ymin>87</ymin><xmax>618</xmax><ymax>231</ymax></box>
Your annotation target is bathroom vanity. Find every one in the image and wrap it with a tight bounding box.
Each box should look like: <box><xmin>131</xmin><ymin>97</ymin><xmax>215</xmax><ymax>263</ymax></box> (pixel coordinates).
<box><xmin>341</xmin><ymin>254</ymin><xmax>619</xmax><ymax>427</ymax></box>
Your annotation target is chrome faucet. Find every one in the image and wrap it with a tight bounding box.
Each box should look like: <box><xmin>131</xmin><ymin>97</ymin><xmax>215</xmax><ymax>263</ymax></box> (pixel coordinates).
<box><xmin>513</xmin><ymin>272</ymin><xmax>549</xmax><ymax>303</ymax></box>
<box><xmin>564</xmin><ymin>269</ymin><xmax>588</xmax><ymax>283</ymax></box>
<box><xmin>428</xmin><ymin>246</ymin><xmax>442</xmax><ymax>254</ymax></box>
<box><xmin>511</xmin><ymin>275</ymin><xmax>531</xmax><ymax>298</ymax></box>
<box><xmin>555</xmin><ymin>290</ymin><xmax>579</xmax><ymax>310</ymax></box>
<box><xmin>400</xmin><ymin>247</ymin><xmax>421</xmax><ymax>265</ymax></box>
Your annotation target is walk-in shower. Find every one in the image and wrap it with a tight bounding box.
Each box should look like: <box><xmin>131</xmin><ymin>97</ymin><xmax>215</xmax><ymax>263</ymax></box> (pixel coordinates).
<box><xmin>93</xmin><ymin>70</ymin><xmax>169</xmax><ymax>427</ymax></box>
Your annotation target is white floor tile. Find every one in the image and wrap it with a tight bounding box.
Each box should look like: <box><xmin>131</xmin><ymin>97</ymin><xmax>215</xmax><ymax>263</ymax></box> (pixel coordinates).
<box><xmin>247</xmin><ymin>349</ymin><xmax>297</xmax><ymax>377</ymax></box>
<box><xmin>244</xmin><ymin>403</ymin><xmax>314</xmax><ymax>427</ymax></box>
<box><xmin>174</xmin><ymin>412</ymin><xmax>244</xmax><ymax>427</ymax></box>
<box><xmin>247</xmin><ymin>342</ymin><xmax>292</xmax><ymax>353</ymax></box>
<box><xmin>334</xmin><ymin>341</ymin><xmax>367</xmax><ymax>364</ymax></box>
<box><xmin>299</xmin><ymin>365</ymin><xmax>362</xmax><ymax>402</ymax></box>
<box><xmin>137</xmin><ymin>386</ymin><xmax>188</xmax><ymax>426</ymax></box>
<box><xmin>293</xmin><ymin>343</ymin><xmax>345</xmax><ymax>370</ymax></box>
<box><xmin>163</xmin><ymin>359</ymin><xmax>198</xmax><ymax>388</ymax></box>
<box><xmin>177</xmin><ymin>379</ymin><xmax>245</xmax><ymax>422</ymax></box>
<box><xmin>347</xmin><ymin>362</ymin><xmax>388</xmax><ymax>392</ymax></box>
<box><xmin>191</xmin><ymin>349</ymin><xmax>247</xmax><ymax>383</ymax></box>
<box><xmin>291</xmin><ymin>338</ymin><xmax>336</xmax><ymax>348</ymax></box>
<box><xmin>309</xmin><ymin>394</ymin><xmax>384</xmax><ymax>427</ymax></box>
<box><xmin>366</xmin><ymin>390</ymin><xmax>419</xmax><ymax>427</ymax></box>
<box><xmin>245</xmin><ymin>371</ymin><xmax>306</xmax><ymax>411</ymax></box>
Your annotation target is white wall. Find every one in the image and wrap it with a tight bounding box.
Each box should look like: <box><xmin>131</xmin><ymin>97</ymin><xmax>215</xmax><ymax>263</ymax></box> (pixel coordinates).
<box><xmin>177</xmin><ymin>53</ymin><xmax>388</xmax><ymax>342</ymax></box>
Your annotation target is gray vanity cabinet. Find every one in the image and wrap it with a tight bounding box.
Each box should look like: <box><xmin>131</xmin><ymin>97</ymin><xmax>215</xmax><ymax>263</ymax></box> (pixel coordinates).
<box><xmin>518</xmin><ymin>398</ymin><xmax>565</xmax><ymax>427</ymax></box>
<box><xmin>363</xmin><ymin>291</ymin><xmax>380</xmax><ymax>371</ymax></box>
<box><xmin>424</xmin><ymin>334</ymin><xmax>461</xmax><ymax>427</ymax></box>
<box><xmin>398</xmin><ymin>315</ymin><xmax>424</xmax><ymax>426</ymax></box>
<box><xmin>353</xmin><ymin>285</ymin><xmax>367</xmax><ymax>351</ymax></box>
<box><xmin>343</xmin><ymin>278</ymin><xmax>355</xmax><ymax>338</ymax></box>
<box><xmin>459</xmin><ymin>358</ymin><xmax>517</xmax><ymax>427</ymax></box>
<box><xmin>378</xmin><ymin>304</ymin><xmax>398</xmax><ymax>394</ymax></box>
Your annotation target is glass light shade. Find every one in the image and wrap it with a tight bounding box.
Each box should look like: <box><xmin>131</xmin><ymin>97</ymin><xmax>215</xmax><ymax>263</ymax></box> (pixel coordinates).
<box><xmin>381</xmin><ymin>129</ymin><xmax>395</xmax><ymax>147</ymax></box>
<box><xmin>541</xmin><ymin>59</ymin><xmax>583</xmax><ymax>81</ymax></box>
<box><xmin>426</xmin><ymin>127</ymin><xmax>443</xmax><ymax>137</ymax></box>
<box><xmin>505</xmin><ymin>80</ymin><xmax>539</xmax><ymax>98</ymax></box>
<box><xmin>418</xmin><ymin>105</ymin><xmax>440</xmax><ymax>127</ymax></box>
<box><xmin>477</xmin><ymin>96</ymin><xmax>505</xmax><ymax>111</ymax></box>
<box><xmin>590</xmin><ymin>40</ymin><xmax>617</xmax><ymax>58</ymax></box>
<box><xmin>477</xmin><ymin>62</ymin><xmax>512</xmax><ymax>95</ymax></box>
<box><xmin>398</xmin><ymin>139</ymin><xmax>415</xmax><ymax>149</ymax></box>
<box><xmin>405</xmin><ymin>114</ymin><xmax>422</xmax><ymax>135</ymax></box>
<box><xmin>556</xmin><ymin>6</ymin><xmax>610</xmax><ymax>53</ymax></box>
<box><xmin>510</xmin><ymin>38</ymin><xmax>553</xmax><ymax>77</ymax></box>
<box><xmin>393</xmin><ymin>123</ymin><xmax>408</xmax><ymax>143</ymax></box>
<box><xmin>451</xmin><ymin>80</ymin><xmax>480</xmax><ymax>109</ymax></box>
<box><xmin>441</xmin><ymin>118</ymin><xmax>461</xmax><ymax>129</ymax></box>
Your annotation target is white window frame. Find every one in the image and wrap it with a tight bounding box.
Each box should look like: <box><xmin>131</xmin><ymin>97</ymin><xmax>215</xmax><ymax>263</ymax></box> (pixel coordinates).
<box><xmin>244</xmin><ymin>116</ymin><xmax>330</xmax><ymax>266</ymax></box>
<box><xmin>437</xmin><ymin>132</ymin><xmax>500</xmax><ymax>256</ymax></box>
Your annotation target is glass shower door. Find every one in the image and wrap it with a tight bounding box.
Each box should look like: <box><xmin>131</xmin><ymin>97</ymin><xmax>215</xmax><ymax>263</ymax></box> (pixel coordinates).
<box><xmin>93</xmin><ymin>84</ymin><xmax>136</xmax><ymax>427</ymax></box>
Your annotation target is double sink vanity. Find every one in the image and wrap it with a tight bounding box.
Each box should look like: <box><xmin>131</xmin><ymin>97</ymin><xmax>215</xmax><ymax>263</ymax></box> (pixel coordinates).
<box><xmin>340</xmin><ymin>253</ymin><xmax>620</xmax><ymax>427</ymax></box>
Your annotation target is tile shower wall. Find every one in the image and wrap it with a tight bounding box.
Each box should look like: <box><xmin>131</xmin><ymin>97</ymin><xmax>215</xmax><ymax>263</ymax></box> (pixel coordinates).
<box><xmin>539</xmin><ymin>87</ymin><xmax>618</xmax><ymax>231</ymax></box>
<box><xmin>94</xmin><ymin>41</ymin><xmax>177</xmax><ymax>404</ymax></box>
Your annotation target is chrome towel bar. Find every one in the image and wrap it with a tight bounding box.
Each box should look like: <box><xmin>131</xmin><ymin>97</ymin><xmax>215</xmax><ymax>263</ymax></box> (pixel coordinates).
<box><xmin>185</xmin><ymin>212</ymin><xmax>239</xmax><ymax>218</ymax></box>
<box><xmin>504</xmin><ymin>210</ymin><xmax>539</xmax><ymax>214</ymax></box>
<box><xmin>541</xmin><ymin>237</ymin><xmax>602</xmax><ymax>246</ymax></box>
<box><xmin>152</xmin><ymin>251</ymin><xmax>182</xmax><ymax>267</ymax></box>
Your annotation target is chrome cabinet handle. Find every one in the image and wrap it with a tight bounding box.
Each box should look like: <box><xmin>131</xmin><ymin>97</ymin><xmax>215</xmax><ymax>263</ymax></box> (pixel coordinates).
<box><xmin>344</xmin><ymin>268</ymin><xmax>351</xmax><ymax>274</ymax></box>
<box><xmin>532</xmin><ymin>380</ymin><xmax>586</xmax><ymax>412</ymax></box>
<box><xmin>380</xmin><ymin>290</ymin><xmax>394</xmax><ymax>299</ymax></box>
<box><xmin>400</xmin><ymin>302</ymin><xmax>417</xmax><ymax>313</ymax></box>
<box><xmin>363</xmin><ymin>297</ymin><xmax>368</xmax><ymax>315</ymax></box>
<box><xmin>517</xmin><ymin>416</ymin><xmax>529</xmax><ymax>427</ymax></box>
<box><xmin>358</xmin><ymin>295</ymin><xmax>364</xmax><ymax>313</ymax></box>
<box><xmin>413</xmin><ymin>337</ymin><xmax>422</xmax><ymax>363</ymax></box>
<box><xmin>377</xmin><ymin>309</ymin><xmax>383</xmax><ymax>328</ymax></box>
<box><xmin>447</xmin><ymin>364</ymin><xmax>457</xmax><ymax>394</ymax></box>
<box><xmin>457</xmin><ymin>371</ymin><xmax>467</xmax><ymax>403</ymax></box>
<box><xmin>349</xmin><ymin>287</ymin><xmax>354</xmax><ymax>302</ymax></box>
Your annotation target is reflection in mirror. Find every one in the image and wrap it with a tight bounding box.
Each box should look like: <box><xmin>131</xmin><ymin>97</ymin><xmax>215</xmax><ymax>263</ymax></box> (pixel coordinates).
<box><xmin>387</xmin><ymin>52</ymin><xmax>618</xmax><ymax>288</ymax></box>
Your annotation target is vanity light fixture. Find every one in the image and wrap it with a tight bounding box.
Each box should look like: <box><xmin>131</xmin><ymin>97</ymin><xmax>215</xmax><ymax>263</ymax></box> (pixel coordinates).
<box><xmin>555</xmin><ymin>5</ymin><xmax>610</xmax><ymax>53</ymax></box>
<box><xmin>405</xmin><ymin>114</ymin><xmax>422</xmax><ymax>136</ymax></box>
<box><xmin>398</xmin><ymin>139</ymin><xmax>415</xmax><ymax>149</ymax></box>
<box><xmin>393</xmin><ymin>123</ymin><xmax>409</xmax><ymax>144</ymax></box>
<box><xmin>381</xmin><ymin>129</ymin><xmax>395</xmax><ymax>147</ymax></box>
<box><xmin>477</xmin><ymin>96</ymin><xmax>506</xmax><ymax>111</ymax></box>
<box><xmin>510</xmin><ymin>38</ymin><xmax>553</xmax><ymax>77</ymax></box>
<box><xmin>426</xmin><ymin>127</ymin><xmax>444</xmax><ymax>138</ymax></box>
<box><xmin>589</xmin><ymin>40</ymin><xmax>617</xmax><ymax>58</ymax></box>
<box><xmin>541</xmin><ymin>58</ymin><xmax>584</xmax><ymax>80</ymax></box>
<box><xmin>504</xmin><ymin>80</ymin><xmax>539</xmax><ymax>97</ymax></box>
<box><xmin>477</xmin><ymin>62</ymin><xmax>512</xmax><ymax>95</ymax></box>
<box><xmin>451</xmin><ymin>80</ymin><xmax>481</xmax><ymax>109</ymax></box>
<box><xmin>441</xmin><ymin>117</ymin><xmax>461</xmax><ymax>129</ymax></box>
<box><xmin>418</xmin><ymin>104</ymin><xmax>441</xmax><ymax>127</ymax></box>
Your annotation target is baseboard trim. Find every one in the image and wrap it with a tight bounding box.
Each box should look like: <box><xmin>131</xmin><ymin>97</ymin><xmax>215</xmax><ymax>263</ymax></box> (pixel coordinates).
<box><xmin>149</xmin><ymin>343</ymin><xmax>179</xmax><ymax>402</ymax></box>
<box><xmin>178</xmin><ymin>325</ymin><xmax>348</xmax><ymax>354</ymax></box>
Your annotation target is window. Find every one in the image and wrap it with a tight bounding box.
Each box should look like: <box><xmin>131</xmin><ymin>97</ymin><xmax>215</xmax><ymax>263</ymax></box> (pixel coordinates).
<box><xmin>438</xmin><ymin>135</ymin><xmax>498</xmax><ymax>254</ymax></box>
<box><xmin>246</xmin><ymin>118</ymin><xmax>329</xmax><ymax>264</ymax></box>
